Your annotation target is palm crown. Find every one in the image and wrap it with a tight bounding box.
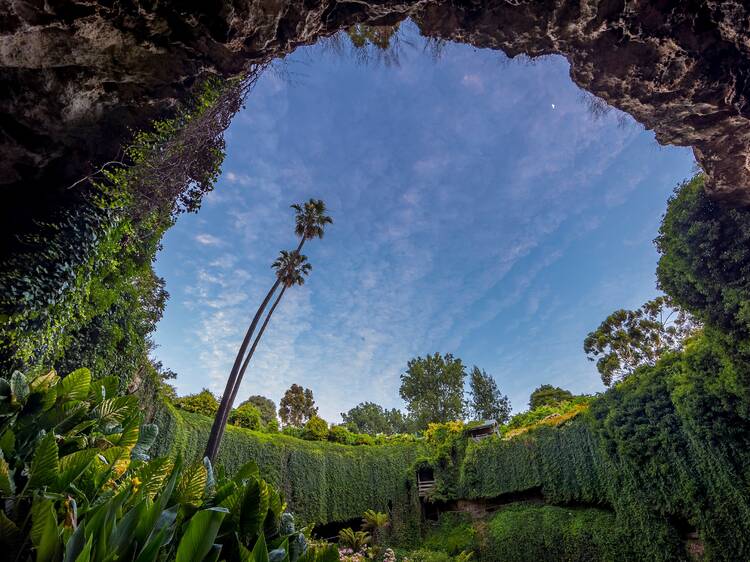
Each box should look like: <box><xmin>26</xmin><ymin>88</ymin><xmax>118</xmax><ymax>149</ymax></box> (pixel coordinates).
<box><xmin>273</xmin><ymin>250</ymin><xmax>312</xmax><ymax>287</ymax></box>
<box><xmin>291</xmin><ymin>198</ymin><xmax>333</xmax><ymax>241</ymax></box>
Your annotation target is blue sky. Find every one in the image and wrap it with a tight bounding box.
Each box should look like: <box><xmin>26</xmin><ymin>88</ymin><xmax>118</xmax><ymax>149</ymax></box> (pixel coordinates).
<box><xmin>153</xmin><ymin>23</ymin><xmax>696</xmax><ymax>422</ymax></box>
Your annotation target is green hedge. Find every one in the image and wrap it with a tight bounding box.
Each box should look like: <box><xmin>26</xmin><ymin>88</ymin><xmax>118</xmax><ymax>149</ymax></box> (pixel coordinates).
<box><xmin>151</xmin><ymin>402</ymin><xmax>422</xmax><ymax>541</ymax></box>
<box><xmin>482</xmin><ymin>503</ymin><xmax>639</xmax><ymax>562</ymax></box>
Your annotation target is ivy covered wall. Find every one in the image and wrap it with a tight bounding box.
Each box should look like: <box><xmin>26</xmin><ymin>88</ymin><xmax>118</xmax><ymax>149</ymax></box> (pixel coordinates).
<box><xmin>152</xmin><ymin>402</ymin><xmax>423</xmax><ymax>542</ymax></box>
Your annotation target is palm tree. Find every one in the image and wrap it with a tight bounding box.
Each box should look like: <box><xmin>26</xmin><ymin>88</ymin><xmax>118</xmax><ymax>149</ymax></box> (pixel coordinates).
<box><xmin>218</xmin><ymin>251</ymin><xmax>311</xmax><ymax>436</ymax></box>
<box><xmin>291</xmin><ymin>199</ymin><xmax>333</xmax><ymax>253</ymax></box>
<box><xmin>204</xmin><ymin>200</ymin><xmax>331</xmax><ymax>461</ymax></box>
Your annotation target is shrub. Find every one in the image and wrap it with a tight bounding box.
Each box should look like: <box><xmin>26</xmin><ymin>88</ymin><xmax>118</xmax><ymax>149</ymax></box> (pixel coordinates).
<box><xmin>483</xmin><ymin>503</ymin><xmax>637</xmax><ymax>562</ymax></box>
<box><xmin>353</xmin><ymin>432</ymin><xmax>375</xmax><ymax>445</ymax></box>
<box><xmin>282</xmin><ymin>425</ymin><xmax>304</xmax><ymax>439</ymax></box>
<box><xmin>229</xmin><ymin>402</ymin><xmax>262</xmax><ymax>430</ymax></box>
<box><xmin>405</xmin><ymin>549</ymin><xmax>453</xmax><ymax>562</ymax></box>
<box><xmin>174</xmin><ymin>388</ymin><xmax>219</xmax><ymax>416</ymax></box>
<box><xmin>422</xmin><ymin>513</ymin><xmax>476</xmax><ymax>556</ymax></box>
<box><xmin>266</xmin><ymin>417</ymin><xmax>280</xmax><ymax>433</ymax></box>
<box><xmin>0</xmin><ymin>367</ymin><xmax>315</xmax><ymax>562</ymax></box>
<box><xmin>338</xmin><ymin>528</ymin><xmax>371</xmax><ymax>551</ymax></box>
<box><xmin>329</xmin><ymin>424</ymin><xmax>354</xmax><ymax>444</ymax></box>
<box><xmin>302</xmin><ymin>415</ymin><xmax>329</xmax><ymax>441</ymax></box>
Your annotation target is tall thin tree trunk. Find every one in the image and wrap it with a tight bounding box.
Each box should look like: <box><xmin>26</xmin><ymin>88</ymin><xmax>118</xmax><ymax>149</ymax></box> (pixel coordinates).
<box><xmin>204</xmin><ymin>277</ymin><xmax>281</xmax><ymax>461</ymax></box>
<box><xmin>215</xmin><ymin>285</ymin><xmax>287</xmax><ymax>448</ymax></box>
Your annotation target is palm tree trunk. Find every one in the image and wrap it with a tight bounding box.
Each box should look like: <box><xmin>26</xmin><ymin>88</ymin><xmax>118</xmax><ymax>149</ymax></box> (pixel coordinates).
<box><xmin>219</xmin><ymin>285</ymin><xmax>288</xmax><ymax>435</ymax></box>
<box><xmin>204</xmin><ymin>277</ymin><xmax>281</xmax><ymax>461</ymax></box>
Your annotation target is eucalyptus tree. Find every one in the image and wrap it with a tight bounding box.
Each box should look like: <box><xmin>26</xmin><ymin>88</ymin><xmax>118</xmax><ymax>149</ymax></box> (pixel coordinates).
<box><xmin>204</xmin><ymin>199</ymin><xmax>331</xmax><ymax>461</ymax></box>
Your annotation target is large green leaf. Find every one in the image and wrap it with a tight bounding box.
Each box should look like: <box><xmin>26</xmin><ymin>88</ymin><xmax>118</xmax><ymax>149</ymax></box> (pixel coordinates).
<box><xmin>0</xmin><ymin>454</ymin><xmax>13</xmax><ymax>495</ymax></box>
<box><xmin>111</xmin><ymin>414</ymin><xmax>141</xmax><ymax>448</ymax></box>
<box><xmin>175</xmin><ymin>462</ymin><xmax>207</xmax><ymax>507</ymax></box>
<box><xmin>136</xmin><ymin>457</ymin><xmax>173</xmax><ymax>498</ymax></box>
<box><xmin>97</xmin><ymin>396</ymin><xmax>138</xmax><ymax>425</ymax></box>
<box><xmin>240</xmin><ymin>477</ymin><xmax>270</xmax><ymax>541</ymax></box>
<box><xmin>89</xmin><ymin>377</ymin><xmax>120</xmax><ymax>403</ymax></box>
<box><xmin>30</xmin><ymin>497</ymin><xmax>60</xmax><ymax>562</ymax></box>
<box><xmin>74</xmin><ymin>536</ymin><xmax>93</xmax><ymax>562</ymax></box>
<box><xmin>0</xmin><ymin>428</ymin><xmax>14</xmax><ymax>456</ymax></box>
<box><xmin>133</xmin><ymin>526</ymin><xmax>171</xmax><ymax>562</ymax></box>
<box><xmin>58</xmin><ymin>369</ymin><xmax>91</xmax><ymax>403</ymax></box>
<box><xmin>30</xmin><ymin>370</ymin><xmax>60</xmax><ymax>410</ymax></box>
<box><xmin>58</xmin><ymin>449</ymin><xmax>97</xmax><ymax>490</ymax></box>
<box><xmin>250</xmin><ymin>532</ymin><xmax>270</xmax><ymax>562</ymax></box>
<box><xmin>109</xmin><ymin>498</ymin><xmax>147</xmax><ymax>555</ymax></box>
<box><xmin>234</xmin><ymin>460</ymin><xmax>260</xmax><ymax>482</ymax></box>
<box><xmin>0</xmin><ymin>509</ymin><xmax>20</xmax><ymax>548</ymax></box>
<box><xmin>175</xmin><ymin>507</ymin><xmax>228</xmax><ymax>562</ymax></box>
<box><xmin>62</xmin><ymin>521</ymin><xmax>86</xmax><ymax>562</ymax></box>
<box><xmin>28</xmin><ymin>432</ymin><xmax>59</xmax><ymax>490</ymax></box>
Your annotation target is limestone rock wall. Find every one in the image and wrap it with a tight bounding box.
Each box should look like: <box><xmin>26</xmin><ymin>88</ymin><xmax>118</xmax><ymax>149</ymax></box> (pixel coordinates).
<box><xmin>1</xmin><ymin>0</ymin><xmax>749</xmax><ymax>244</ymax></box>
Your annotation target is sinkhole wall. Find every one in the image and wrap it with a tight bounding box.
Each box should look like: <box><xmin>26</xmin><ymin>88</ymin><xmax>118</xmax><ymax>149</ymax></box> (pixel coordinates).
<box><xmin>150</xmin><ymin>332</ymin><xmax>750</xmax><ymax>560</ymax></box>
<box><xmin>151</xmin><ymin>401</ymin><xmax>422</xmax><ymax>540</ymax></box>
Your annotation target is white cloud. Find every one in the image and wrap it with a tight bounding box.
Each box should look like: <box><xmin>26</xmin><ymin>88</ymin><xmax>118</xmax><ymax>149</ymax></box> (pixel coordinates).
<box><xmin>194</xmin><ymin>233</ymin><xmax>223</xmax><ymax>246</ymax></box>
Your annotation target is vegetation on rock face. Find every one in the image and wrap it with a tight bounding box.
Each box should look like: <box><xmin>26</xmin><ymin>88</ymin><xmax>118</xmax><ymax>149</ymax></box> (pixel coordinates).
<box><xmin>150</xmin><ymin>404</ymin><xmax>421</xmax><ymax>538</ymax></box>
<box><xmin>656</xmin><ymin>174</ymin><xmax>750</xmax><ymax>348</ymax></box>
<box><xmin>482</xmin><ymin>503</ymin><xmax>637</xmax><ymax>562</ymax></box>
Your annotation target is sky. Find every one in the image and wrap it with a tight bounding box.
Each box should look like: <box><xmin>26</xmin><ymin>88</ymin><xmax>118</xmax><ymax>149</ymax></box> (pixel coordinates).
<box><xmin>153</xmin><ymin>22</ymin><xmax>696</xmax><ymax>422</ymax></box>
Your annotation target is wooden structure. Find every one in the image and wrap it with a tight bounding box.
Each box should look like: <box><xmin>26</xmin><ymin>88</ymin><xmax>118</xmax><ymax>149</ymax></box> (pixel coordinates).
<box><xmin>465</xmin><ymin>420</ymin><xmax>499</xmax><ymax>441</ymax></box>
<box><xmin>417</xmin><ymin>466</ymin><xmax>435</xmax><ymax>498</ymax></box>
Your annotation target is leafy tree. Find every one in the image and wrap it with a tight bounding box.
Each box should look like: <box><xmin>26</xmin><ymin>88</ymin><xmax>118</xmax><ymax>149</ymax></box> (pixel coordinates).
<box><xmin>302</xmin><ymin>415</ymin><xmax>329</xmax><ymax>441</ymax></box>
<box><xmin>174</xmin><ymin>388</ymin><xmax>219</xmax><ymax>417</ymax></box>
<box><xmin>656</xmin><ymin>174</ymin><xmax>750</xmax><ymax>344</ymax></box>
<box><xmin>279</xmin><ymin>384</ymin><xmax>318</xmax><ymax>427</ymax></box>
<box><xmin>468</xmin><ymin>366</ymin><xmax>511</xmax><ymax>423</ymax></box>
<box><xmin>342</xmin><ymin>401</ymin><xmax>409</xmax><ymax>435</ymax></box>
<box><xmin>241</xmin><ymin>395</ymin><xmax>277</xmax><ymax>425</ymax></box>
<box><xmin>529</xmin><ymin>384</ymin><xmax>573</xmax><ymax>410</ymax></box>
<box><xmin>384</xmin><ymin>407</ymin><xmax>413</xmax><ymax>434</ymax></box>
<box><xmin>584</xmin><ymin>295</ymin><xmax>699</xmax><ymax>386</ymax></box>
<box><xmin>328</xmin><ymin>424</ymin><xmax>354</xmax><ymax>444</ymax></box>
<box><xmin>229</xmin><ymin>402</ymin><xmax>262</xmax><ymax>430</ymax></box>
<box><xmin>399</xmin><ymin>353</ymin><xmax>466</xmax><ymax>430</ymax></box>
<box><xmin>206</xmin><ymin>198</ymin><xmax>331</xmax><ymax>461</ymax></box>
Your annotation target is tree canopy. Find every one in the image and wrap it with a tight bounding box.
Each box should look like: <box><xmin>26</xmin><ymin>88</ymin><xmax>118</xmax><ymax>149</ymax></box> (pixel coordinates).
<box><xmin>174</xmin><ymin>388</ymin><xmax>219</xmax><ymax>417</ymax></box>
<box><xmin>656</xmin><ymin>174</ymin><xmax>750</xmax><ymax>346</ymax></box>
<box><xmin>279</xmin><ymin>383</ymin><xmax>318</xmax><ymax>427</ymax></box>
<box><xmin>529</xmin><ymin>384</ymin><xmax>573</xmax><ymax>410</ymax></box>
<box><xmin>583</xmin><ymin>295</ymin><xmax>699</xmax><ymax>386</ymax></box>
<box><xmin>399</xmin><ymin>352</ymin><xmax>466</xmax><ymax>430</ymax></box>
<box><xmin>341</xmin><ymin>401</ymin><xmax>411</xmax><ymax>435</ymax></box>
<box><xmin>468</xmin><ymin>367</ymin><xmax>511</xmax><ymax>423</ymax></box>
<box><xmin>241</xmin><ymin>395</ymin><xmax>277</xmax><ymax>425</ymax></box>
